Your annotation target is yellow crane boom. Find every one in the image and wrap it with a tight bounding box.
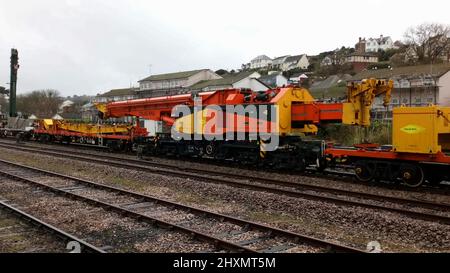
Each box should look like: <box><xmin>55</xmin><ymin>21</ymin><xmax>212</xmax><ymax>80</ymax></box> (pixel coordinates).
<box><xmin>343</xmin><ymin>78</ymin><xmax>394</xmax><ymax>126</ymax></box>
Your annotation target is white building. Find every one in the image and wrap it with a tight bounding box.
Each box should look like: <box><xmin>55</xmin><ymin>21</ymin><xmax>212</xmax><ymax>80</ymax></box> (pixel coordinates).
<box><xmin>345</xmin><ymin>53</ymin><xmax>379</xmax><ymax>63</ymax></box>
<box><xmin>289</xmin><ymin>73</ymin><xmax>308</xmax><ymax>84</ymax></box>
<box><xmin>250</xmin><ymin>55</ymin><xmax>273</xmax><ymax>69</ymax></box>
<box><xmin>259</xmin><ymin>72</ymin><xmax>288</xmax><ymax>88</ymax></box>
<box><xmin>272</xmin><ymin>56</ymin><xmax>290</xmax><ymax>70</ymax></box>
<box><xmin>59</xmin><ymin>100</ymin><xmax>74</xmax><ymax>111</ymax></box>
<box><xmin>321</xmin><ymin>56</ymin><xmax>334</xmax><ymax>66</ymax></box>
<box><xmin>365</xmin><ymin>35</ymin><xmax>396</xmax><ymax>52</ymax></box>
<box><xmin>281</xmin><ymin>54</ymin><xmax>309</xmax><ymax>71</ymax></box>
<box><xmin>138</xmin><ymin>69</ymin><xmax>221</xmax><ymax>92</ymax></box>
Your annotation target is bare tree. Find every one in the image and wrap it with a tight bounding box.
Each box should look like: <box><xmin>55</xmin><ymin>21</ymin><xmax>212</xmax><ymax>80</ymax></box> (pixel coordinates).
<box><xmin>16</xmin><ymin>89</ymin><xmax>63</xmax><ymax>118</ymax></box>
<box><xmin>0</xmin><ymin>94</ymin><xmax>8</xmax><ymax>114</ymax></box>
<box><xmin>404</xmin><ymin>23</ymin><xmax>450</xmax><ymax>64</ymax></box>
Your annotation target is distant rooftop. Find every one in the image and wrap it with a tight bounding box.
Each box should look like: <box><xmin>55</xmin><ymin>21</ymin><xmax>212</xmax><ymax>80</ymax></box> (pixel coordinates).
<box><xmin>139</xmin><ymin>69</ymin><xmax>210</xmax><ymax>82</ymax></box>
<box><xmin>251</xmin><ymin>55</ymin><xmax>272</xmax><ymax>61</ymax></box>
<box><xmin>272</xmin><ymin>55</ymin><xmax>290</xmax><ymax>61</ymax></box>
<box><xmin>189</xmin><ymin>71</ymin><xmax>260</xmax><ymax>90</ymax></box>
<box><xmin>99</xmin><ymin>87</ymin><xmax>138</xmax><ymax>97</ymax></box>
<box><xmin>285</xmin><ymin>54</ymin><xmax>306</xmax><ymax>63</ymax></box>
<box><xmin>352</xmin><ymin>63</ymin><xmax>450</xmax><ymax>81</ymax></box>
<box><xmin>368</xmin><ymin>35</ymin><xmax>392</xmax><ymax>44</ymax></box>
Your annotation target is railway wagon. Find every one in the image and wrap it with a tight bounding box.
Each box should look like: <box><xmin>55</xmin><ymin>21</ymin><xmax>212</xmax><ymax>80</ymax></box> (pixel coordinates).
<box><xmin>0</xmin><ymin>117</ymin><xmax>34</xmax><ymax>139</ymax></box>
<box><xmin>326</xmin><ymin>105</ymin><xmax>450</xmax><ymax>187</ymax></box>
<box><xmin>31</xmin><ymin>119</ymin><xmax>148</xmax><ymax>151</ymax></box>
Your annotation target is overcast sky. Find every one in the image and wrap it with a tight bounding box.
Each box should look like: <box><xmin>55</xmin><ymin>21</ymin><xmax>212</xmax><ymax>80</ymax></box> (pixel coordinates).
<box><xmin>0</xmin><ymin>0</ymin><xmax>449</xmax><ymax>96</ymax></box>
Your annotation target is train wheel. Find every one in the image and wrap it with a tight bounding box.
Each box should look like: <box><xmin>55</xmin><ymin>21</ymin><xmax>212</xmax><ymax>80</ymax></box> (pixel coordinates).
<box><xmin>399</xmin><ymin>164</ymin><xmax>424</xmax><ymax>188</ymax></box>
<box><xmin>354</xmin><ymin>161</ymin><xmax>375</xmax><ymax>182</ymax></box>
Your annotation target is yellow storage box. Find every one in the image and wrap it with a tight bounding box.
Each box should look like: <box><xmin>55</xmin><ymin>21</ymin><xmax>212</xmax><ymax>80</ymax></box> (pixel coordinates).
<box><xmin>393</xmin><ymin>106</ymin><xmax>450</xmax><ymax>154</ymax></box>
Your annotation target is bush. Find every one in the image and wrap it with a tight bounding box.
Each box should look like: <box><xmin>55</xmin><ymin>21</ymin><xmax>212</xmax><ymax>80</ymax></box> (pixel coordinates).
<box><xmin>367</xmin><ymin>62</ymin><xmax>391</xmax><ymax>70</ymax></box>
<box><xmin>317</xmin><ymin>120</ymin><xmax>392</xmax><ymax>146</ymax></box>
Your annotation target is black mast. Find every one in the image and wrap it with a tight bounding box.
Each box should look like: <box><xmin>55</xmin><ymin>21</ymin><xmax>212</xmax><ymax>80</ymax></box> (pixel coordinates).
<box><xmin>9</xmin><ymin>48</ymin><xmax>19</xmax><ymax>117</ymax></box>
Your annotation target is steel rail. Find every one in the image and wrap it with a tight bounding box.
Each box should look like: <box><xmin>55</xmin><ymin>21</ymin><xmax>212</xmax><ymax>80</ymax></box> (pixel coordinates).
<box><xmin>0</xmin><ymin>159</ymin><xmax>363</xmax><ymax>253</ymax></box>
<box><xmin>0</xmin><ymin>200</ymin><xmax>106</xmax><ymax>253</ymax></box>
<box><xmin>1</xmin><ymin>141</ymin><xmax>449</xmax><ymax>211</ymax></box>
<box><xmin>0</xmin><ymin>144</ymin><xmax>449</xmax><ymax>225</ymax></box>
<box><xmin>2</xmin><ymin>139</ymin><xmax>449</xmax><ymax>194</ymax></box>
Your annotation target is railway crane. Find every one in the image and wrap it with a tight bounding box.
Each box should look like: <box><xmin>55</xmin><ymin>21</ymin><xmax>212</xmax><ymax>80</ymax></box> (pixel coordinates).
<box><xmin>94</xmin><ymin>79</ymin><xmax>393</xmax><ymax>170</ymax></box>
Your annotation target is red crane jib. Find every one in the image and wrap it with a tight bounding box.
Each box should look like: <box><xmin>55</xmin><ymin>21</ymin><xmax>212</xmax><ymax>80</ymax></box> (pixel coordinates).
<box><xmin>104</xmin><ymin>88</ymin><xmax>344</xmax><ymax>125</ymax></box>
<box><xmin>291</xmin><ymin>103</ymin><xmax>343</xmax><ymax>124</ymax></box>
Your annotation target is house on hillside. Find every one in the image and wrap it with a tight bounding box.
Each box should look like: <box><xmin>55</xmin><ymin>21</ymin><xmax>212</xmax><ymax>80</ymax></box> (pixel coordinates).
<box><xmin>272</xmin><ymin>56</ymin><xmax>290</xmax><ymax>70</ymax></box>
<box><xmin>345</xmin><ymin>52</ymin><xmax>378</xmax><ymax>72</ymax></box>
<box><xmin>250</xmin><ymin>55</ymin><xmax>273</xmax><ymax>69</ymax></box>
<box><xmin>138</xmin><ymin>69</ymin><xmax>221</xmax><ymax>97</ymax></box>
<box><xmin>58</xmin><ymin>100</ymin><xmax>82</xmax><ymax>120</ymax></box>
<box><xmin>352</xmin><ymin>63</ymin><xmax>450</xmax><ymax>120</ymax></box>
<box><xmin>321</xmin><ymin>56</ymin><xmax>334</xmax><ymax>66</ymax></box>
<box><xmin>259</xmin><ymin>72</ymin><xmax>288</xmax><ymax>88</ymax></box>
<box><xmin>281</xmin><ymin>54</ymin><xmax>309</xmax><ymax>71</ymax></box>
<box><xmin>366</xmin><ymin>35</ymin><xmax>396</xmax><ymax>52</ymax></box>
<box><xmin>289</xmin><ymin>73</ymin><xmax>309</xmax><ymax>84</ymax></box>
<box><xmin>355</xmin><ymin>35</ymin><xmax>397</xmax><ymax>53</ymax></box>
<box><xmin>190</xmin><ymin>71</ymin><xmax>269</xmax><ymax>92</ymax></box>
<box><xmin>59</xmin><ymin>100</ymin><xmax>74</xmax><ymax>111</ymax></box>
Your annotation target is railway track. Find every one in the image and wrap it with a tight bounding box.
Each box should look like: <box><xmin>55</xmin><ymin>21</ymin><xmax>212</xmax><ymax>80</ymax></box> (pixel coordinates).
<box><xmin>0</xmin><ymin>159</ymin><xmax>362</xmax><ymax>253</ymax></box>
<box><xmin>0</xmin><ymin>200</ymin><xmax>105</xmax><ymax>253</ymax></box>
<box><xmin>0</xmin><ymin>141</ymin><xmax>450</xmax><ymax>226</ymax></box>
<box><xmin>4</xmin><ymin>138</ymin><xmax>450</xmax><ymax>194</ymax></box>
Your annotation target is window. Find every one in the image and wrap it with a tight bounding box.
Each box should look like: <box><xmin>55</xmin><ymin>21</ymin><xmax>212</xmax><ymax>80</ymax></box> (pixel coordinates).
<box><xmin>402</xmin><ymin>98</ymin><xmax>408</xmax><ymax>104</ymax></box>
<box><xmin>392</xmin><ymin>99</ymin><xmax>398</xmax><ymax>104</ymax></box>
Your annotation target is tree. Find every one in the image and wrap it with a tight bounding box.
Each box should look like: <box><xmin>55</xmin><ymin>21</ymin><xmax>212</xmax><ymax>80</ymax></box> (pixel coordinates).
<box><xmin>404</xmin><ymin>23</ymin><xmax>450</xmax><ymax>64</ymax></box>
<box><xmin>215</xmin><ymin>69</ymin><xmax>229</xmax><ymax>76</ymax></box>
<box><xmin>16</xmin><ymin>89</ymin><xmax>63</xmax><ymax>118</ymax></box>
<box><xmin>0</xmin><ymin>94</ymin><xmax>8</xmax><ymax>114</ymax></box>
<box><xmin>377</xmin><ymin>48</ymin><xmax>400</xmax><ymax>62</ymax></box>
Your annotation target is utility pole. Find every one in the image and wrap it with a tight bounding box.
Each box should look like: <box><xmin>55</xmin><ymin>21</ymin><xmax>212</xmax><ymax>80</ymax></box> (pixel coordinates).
<box><xmin>9</xmin><ymin>48</ymin><xmax>19</xmax><ymax>117</ymax></box>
